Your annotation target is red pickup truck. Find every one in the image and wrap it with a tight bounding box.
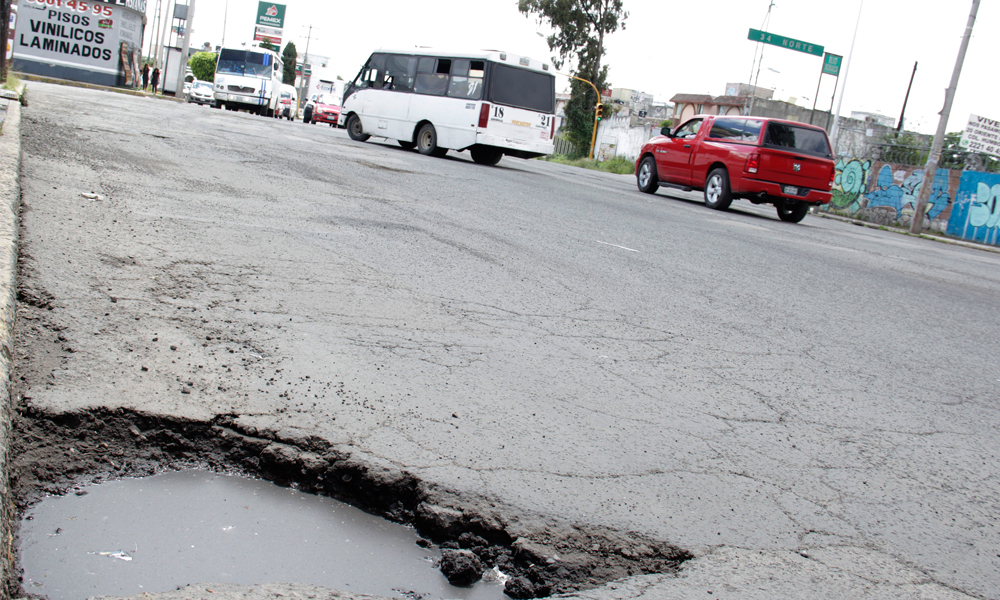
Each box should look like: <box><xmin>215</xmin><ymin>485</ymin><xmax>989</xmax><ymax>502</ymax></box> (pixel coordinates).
<box><xmin>635</xmin><ymin>115</ymin><xmax>835</xmax><ymax>223</ymax></box>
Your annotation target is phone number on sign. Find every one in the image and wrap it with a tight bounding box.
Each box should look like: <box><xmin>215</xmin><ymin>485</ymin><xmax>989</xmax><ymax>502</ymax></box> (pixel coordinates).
<box><xmin>24</xmin><ymin>0</ymin><xmax>113</xmax><ymax>17</ymax></box>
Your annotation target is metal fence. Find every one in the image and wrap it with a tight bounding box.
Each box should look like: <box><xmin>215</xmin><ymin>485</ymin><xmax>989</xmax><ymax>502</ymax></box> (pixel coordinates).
<box><xmin>835</xmin><ymin>128</ymin><xmax>999</xmax><ymax>172</ymax></box>
<box><xmin>552</xmin><ymin>135</ymin><xmax>578</xmax><ymax>158</ymax></box>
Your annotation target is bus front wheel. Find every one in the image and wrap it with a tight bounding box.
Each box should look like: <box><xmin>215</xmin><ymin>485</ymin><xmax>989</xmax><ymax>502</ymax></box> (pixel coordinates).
<box><xmin>417</xmin><ymin>123</ymin><xmax>448</xmax><ymax>158</ymax></box>
<box><xmin>347</xmin><ymin>114</ymin><xmax>370</xmax><ymax>141</ymax></box>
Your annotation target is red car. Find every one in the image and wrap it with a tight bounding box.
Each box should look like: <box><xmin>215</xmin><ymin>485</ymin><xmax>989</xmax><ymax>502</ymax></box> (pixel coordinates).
<box><xmin>635</xmin><ymin>115</ymin><xmax>835</xmax><ymax>222</ymax></box>
<box><xmin>304</xmin><ymin>93</ymin><xmax>341</xmax><ymax>126</ymax></box>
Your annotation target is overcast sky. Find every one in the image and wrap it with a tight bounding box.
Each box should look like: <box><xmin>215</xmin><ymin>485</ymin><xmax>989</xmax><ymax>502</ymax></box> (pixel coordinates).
<box><xmin>147</xmin><ymin>0</ymin><xmax>995</xmax><ymax>135</ymax></box>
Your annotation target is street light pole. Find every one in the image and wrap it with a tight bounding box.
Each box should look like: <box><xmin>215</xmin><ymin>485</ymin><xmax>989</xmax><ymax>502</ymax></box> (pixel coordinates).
<box><xmin>828</xmin><ymin>0</ymin><xmax>864</xmax><ymax>153</ymax></box>
<box><xmin>559</xmin><ymin>73</ymin><xmax>602</xmax><ymax>159</ymax></box>
<box><xmin>910</xmin><ymin>0</ymin><xmax>979</xmax><ymax>233</ymax></box>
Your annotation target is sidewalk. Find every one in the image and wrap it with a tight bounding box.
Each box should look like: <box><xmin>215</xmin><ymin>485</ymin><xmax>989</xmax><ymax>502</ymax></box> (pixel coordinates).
<box><xmin>0</xmin><ymin>93</ymin><xmax>23</xmax><ymax>596</ymax></box>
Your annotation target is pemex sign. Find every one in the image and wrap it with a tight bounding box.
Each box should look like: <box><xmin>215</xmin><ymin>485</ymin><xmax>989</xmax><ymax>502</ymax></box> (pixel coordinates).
<box><xmin>256</xmin><ymin>2</ymin><xmax>286</xmax><ymax>29</ymax></box>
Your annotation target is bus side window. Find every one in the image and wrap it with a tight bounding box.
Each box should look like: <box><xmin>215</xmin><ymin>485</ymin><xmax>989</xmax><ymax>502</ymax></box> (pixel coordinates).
<box><xmin>385</xmin><ymin>55</ymin><xmax>416</xmax><ymax>92</ymax></box>
<box><xmin>447</xmin><ymin>59</ymin><xmax>484</xmax><ymax>100</ymax></box>
<box><xmin>414</xmin><ymin>57</ymin><xmax>449</xmax><ymax>96</ymax></box>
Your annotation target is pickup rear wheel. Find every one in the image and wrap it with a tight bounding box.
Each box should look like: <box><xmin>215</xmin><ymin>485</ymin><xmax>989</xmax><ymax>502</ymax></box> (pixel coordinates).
<box><xmin>777</xmin><ymin>201</ymin><xmax>810</xmax><ymax>223</ymax></box>
<box><xmin>704</xmin><ymin>168</ymin><xmax>733</xmax><ymax>210</ymax></box>
<box><xmin>636</xmin><ymin>156</ymin><xmax>659</xmax><ymax>193</ymax></box>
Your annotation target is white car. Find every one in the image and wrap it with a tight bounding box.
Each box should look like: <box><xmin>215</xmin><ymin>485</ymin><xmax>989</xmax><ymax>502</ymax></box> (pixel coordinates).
<box><xmin>187</xmin><ymin>81</ymin><xmax>215</xmax><ymax>106</ymax></box>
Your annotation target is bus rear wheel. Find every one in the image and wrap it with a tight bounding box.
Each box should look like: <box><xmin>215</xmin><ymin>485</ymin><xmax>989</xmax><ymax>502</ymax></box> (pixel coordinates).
<box><xmin>346</xmin><ymin>114</ymin><xmax>370</xmax><ymax>141</ymax></box>
<box><xmin>471</xmin><ymin>146</ymin><xmax>503</xmax><ymax>166</ymax></box>
<box><xmin>417</xmin><ymin>123</ymin><xmax>448</xmax><ymax>158</ymax></box>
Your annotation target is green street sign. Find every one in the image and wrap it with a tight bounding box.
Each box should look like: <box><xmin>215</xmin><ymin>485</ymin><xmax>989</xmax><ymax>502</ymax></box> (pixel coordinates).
<box><xmin>256</xmin><ymin>2</ymin><xmax>286</xmax><ymax>29</ymax></box>
<box><xmin>822</xmin><ymin>53</ymin><xmax>843</xmax><ymax>76</ymax></box>
<box><xmin>748</xmin><ymin>28</ymin><xmax>824</xmax><ymax>57</ymax></box>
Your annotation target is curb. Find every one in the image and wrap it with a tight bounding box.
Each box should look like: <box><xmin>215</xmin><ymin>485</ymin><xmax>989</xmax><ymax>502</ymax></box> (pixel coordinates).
<box><xmin>15</xmin><ymin>72</ymin><xmax>185</xmax><ymax>102</ymax></box>
<box><xmin>815</xmin><ymin>210</ymin><xmax>1000</xmax><ymax>254</ymax></box>
<box><xmin>0</xmin><ymin>94</ymin><xmax>22</xmax><ymax>596</ymax></box>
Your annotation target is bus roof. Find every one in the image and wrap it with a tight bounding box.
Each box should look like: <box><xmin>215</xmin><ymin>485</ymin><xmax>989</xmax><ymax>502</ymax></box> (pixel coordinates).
<box><xmin>374</xmin><ymin>48</ymin><xmax>554</xmax><ymax>75</ymax></box>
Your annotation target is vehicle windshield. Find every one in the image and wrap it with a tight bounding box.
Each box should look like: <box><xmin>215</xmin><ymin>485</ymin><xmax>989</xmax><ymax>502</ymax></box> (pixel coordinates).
<box><xmin>762</xmin><ymin>122</ymin><xmax>832</xmax><ymax>158</ymax></box>
<box><xmin>316</xmin><ymin>94</ymin><xmax>338</xmax><ymax>106</ymax></box>
<box><xmin>193</xmin><ymin>81</ymin><xmax>212</xmax><ymax>91</ymax></box>
<box><xmin>217</xmin><ymin>49</ymin><xmax>274</xmax><ymax>79</ymax></box>
<box><xmin>488</xmin><ymin>64</ymin><xmax>555</xmax><ymax>113</ymax></box>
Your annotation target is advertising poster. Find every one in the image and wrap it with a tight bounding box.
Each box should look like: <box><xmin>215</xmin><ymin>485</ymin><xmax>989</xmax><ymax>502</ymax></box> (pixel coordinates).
<box><xmin>14</xmin><ymin>0</ymin><xmax>124</xmax><ymax>77</ymax></box>
<box><xmin>959</xmin><ymin>114</ymin><xmax>1000</xmax><ymax>160</ymax></box>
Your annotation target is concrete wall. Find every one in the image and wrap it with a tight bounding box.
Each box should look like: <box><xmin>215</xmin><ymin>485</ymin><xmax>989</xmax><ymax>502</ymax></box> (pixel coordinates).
<box><xmin>748</xmin><ymin>98</ymin><xmax>832</xmax><ymax>130</ymax></box>
<box><xmin>594</xmin><ymin>115</ymin><xmax>661</xmax><ymax>161</ymax></box>
<box><xmin>823</xmin><ymin>155</ymin><xmax>1000</xmax><ymax>246</ymax></box>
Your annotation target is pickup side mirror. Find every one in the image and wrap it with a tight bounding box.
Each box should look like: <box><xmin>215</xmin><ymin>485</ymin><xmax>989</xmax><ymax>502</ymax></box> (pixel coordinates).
<box><xmin>661</xmin><ymin>126</ymin><xmax>673</xmax><ymax>137</ymax></box>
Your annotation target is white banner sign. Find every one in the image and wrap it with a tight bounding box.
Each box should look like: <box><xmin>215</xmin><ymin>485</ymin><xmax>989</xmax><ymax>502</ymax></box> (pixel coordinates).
<box><xmin>13</xmin><ymin>0</ymin><xmax>124</xmax><ymax>74</ymax></box>
<box><xmin>959</xmin><ymin>114</ymin><xmax>1000</xmax><ymax>159</ymax></box>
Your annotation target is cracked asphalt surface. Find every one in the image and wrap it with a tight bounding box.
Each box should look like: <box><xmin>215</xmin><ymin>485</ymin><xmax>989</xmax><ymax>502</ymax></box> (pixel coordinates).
<box><xmin>13</xmin><ymin>82</ymin><xmax>1000</xmax><ymax>599</ymax></box>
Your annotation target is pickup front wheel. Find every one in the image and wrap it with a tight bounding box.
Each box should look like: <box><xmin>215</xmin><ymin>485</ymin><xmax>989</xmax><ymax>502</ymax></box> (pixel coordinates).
<box><xmin>704</xmin><ymin>168</ymin><xmax>733</xmax><ymax>210</ymax></box>
<box><xmin>636</xmin><ymin>157</ymin><xmax>659</xmax><ymax>194</ymax></box>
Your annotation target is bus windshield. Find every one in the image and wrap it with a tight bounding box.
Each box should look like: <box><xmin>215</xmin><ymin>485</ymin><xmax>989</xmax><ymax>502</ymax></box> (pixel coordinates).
<box><xmin>488</xmin><ymin>64</ymin><xmax>555</xmax><ymax>113</ymax></box>
<box><xmin>217</xmin><ymin>49</ymin><xmax>274</xmax><ymax>79</ymax></box>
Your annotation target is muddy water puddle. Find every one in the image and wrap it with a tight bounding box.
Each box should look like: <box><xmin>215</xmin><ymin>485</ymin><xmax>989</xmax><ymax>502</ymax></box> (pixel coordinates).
<box><xmin>19</xmin><ymin>470</ymin><xmax>509</xmax><ymax>600</ymax></box>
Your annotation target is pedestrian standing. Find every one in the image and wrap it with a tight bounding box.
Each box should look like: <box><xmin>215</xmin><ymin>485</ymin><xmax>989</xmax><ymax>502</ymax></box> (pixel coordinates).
<box><xmin>141</xmin><ymin>64</ymin><xmax>150</xmax><ymax>91</ymax></box>
<box><xmin>150</xmin><ymin>67</ymin><xmax>160</xmax><ymax>94</ymax></box>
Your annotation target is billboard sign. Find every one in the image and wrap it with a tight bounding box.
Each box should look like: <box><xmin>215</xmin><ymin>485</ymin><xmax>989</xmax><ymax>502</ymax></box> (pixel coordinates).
<box><xmin>14</xmin><ymin>0</ymin><xmax>122</xmax><ymax>74</ymax></box>
<box><xmin>254</xmin><ymin>25</ymin><xmax>281</xmax><ymax>45</ymax></box>
<box><xmin>256</xmin><ymin>2</ymin><xmax>285</xmax><ymax>28</ymax></box>
<box><xmin>959</xmin><ymin>114</ymin><xmax>1000</xmax><ymax>159</ymax></box>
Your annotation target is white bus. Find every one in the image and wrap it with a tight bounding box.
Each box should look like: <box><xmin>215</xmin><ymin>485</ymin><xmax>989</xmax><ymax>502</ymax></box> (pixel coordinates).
<box><xmin>341</xmin><ymin>49</ymin><xmax>556</xmax><ymax>165</ymax></box>
<box><xmin>213</xmin><ymin>44</ymin><xmax>284</xmax><ymax>117</ymax></box>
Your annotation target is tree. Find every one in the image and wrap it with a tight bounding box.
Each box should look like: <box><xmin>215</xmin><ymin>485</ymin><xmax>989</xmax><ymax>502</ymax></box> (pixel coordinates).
<box><xmin>519</xmin><ymin>0</ymin><xmax>627</xmax><ymax>156</ymax></box>
<box><xmin>281</xmin><ymin>42</ymin><xmax>298</xmax><ymax>85</ymax></box>
<box><xmin>259</xmin><ymin>40</ymin><xmax>278</xmax><ymax>52</ymax></box>
<box><xmin>188</xmin><ymin>52</ymin><xmax>217</xmax><ymax>82</ymax></box>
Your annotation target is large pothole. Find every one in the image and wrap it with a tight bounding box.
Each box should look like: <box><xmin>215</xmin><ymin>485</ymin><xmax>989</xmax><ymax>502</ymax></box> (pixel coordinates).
<box><xmin>9</xmin><ymin>405</ymin><xmax>691</xmax><ymax>599</ymax></box>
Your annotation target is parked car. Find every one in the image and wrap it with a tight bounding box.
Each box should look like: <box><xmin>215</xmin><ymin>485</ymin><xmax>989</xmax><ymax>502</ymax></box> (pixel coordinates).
<box><xmin>187</xmin><ymin>80</ymin><xmax>215</xmax><ymax>106</ymax></box>
<box><xmin>303</xmin><ymin>93</ymin><xmax>340</xmax><ymax>126</ymax></box>
<box><xmin>276</xmin><ymin>84</ymin><xmax>297</xmax><ymax>120</ymax></box>
<box><xmin>635</xmin><ymin>115</ymin><xmax>835</xmax><ymax>223</ymax></box>
<box><xmin>182</xmin><ymin>72</ymin><xmax>195</xmax><ymax>96</ymax></box>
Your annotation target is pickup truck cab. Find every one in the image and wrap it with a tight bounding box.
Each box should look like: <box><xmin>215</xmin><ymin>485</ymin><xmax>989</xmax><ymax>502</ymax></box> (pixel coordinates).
<box><xmin>635</xmin><ymin>115</ymin><xmax>835</xmax><ymax>222</ymax></box>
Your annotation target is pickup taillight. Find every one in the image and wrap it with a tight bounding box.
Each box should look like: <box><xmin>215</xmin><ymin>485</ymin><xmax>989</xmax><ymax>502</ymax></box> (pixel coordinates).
<box><xmin>746</xmin><ymin>153</ymin><xmax>760</xmax><ymax>174</ymax></box>
<box><xmin>829</xmin><ymin>167</ymin><xmax>836</xmax><ymax>190</ymax></box>
<box><xmin>479</xmin><ymin>103</ymin><xmax>490</xmax><ymax>128</ymax></box>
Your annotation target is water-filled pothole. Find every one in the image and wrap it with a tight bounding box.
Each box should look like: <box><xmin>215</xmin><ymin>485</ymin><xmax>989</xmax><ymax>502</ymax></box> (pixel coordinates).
<box><xmin>19</xmin><ymin>470</ymin><xmax>509</xmax><ymax>600</ymax></box>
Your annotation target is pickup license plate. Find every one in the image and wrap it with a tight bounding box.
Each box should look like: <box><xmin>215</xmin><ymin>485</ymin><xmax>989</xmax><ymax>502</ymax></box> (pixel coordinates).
<box><xmin>783</xmin><ymin>186</ymin><xmax>799</xmax><ymax>195</ymax></box>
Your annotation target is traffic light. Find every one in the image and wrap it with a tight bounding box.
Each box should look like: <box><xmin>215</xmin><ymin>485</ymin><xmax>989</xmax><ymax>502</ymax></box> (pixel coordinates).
<box><xmin>595</xmin><ymin>104</ymin><xmax>604</xmax><ymax>121</ymax></box>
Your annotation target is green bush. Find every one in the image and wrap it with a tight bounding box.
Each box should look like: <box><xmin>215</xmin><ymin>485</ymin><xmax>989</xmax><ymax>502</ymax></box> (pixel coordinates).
<box><xmin>188</xmin><ymin>52</ymin><xmax>217</xmax><ymax>82</ymax></box>
<box><xmin>541</xmin><ymin>154</ymin><xmax>636</xmax><ymax>175</ymax></box>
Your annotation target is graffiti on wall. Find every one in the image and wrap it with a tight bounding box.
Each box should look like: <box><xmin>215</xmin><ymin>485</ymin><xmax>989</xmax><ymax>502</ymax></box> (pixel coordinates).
<box><xmin>866</xmin><ymin>165</ymin><xmax>952</xmax><ymax>220</ymax></box>
<box><xmin>946</xmin><ymin>171</ymin><xmax>1000</xmax><ymax>246</ymax></box>
<box><xmin>826</xmin><ymin>159</ymin><xmax>957</xmax><ymax>224</ymax></box>
<box><xmin>831</xmin><ymin>158</ymin><xmax>870</xmax><ymax>211</ymax></box>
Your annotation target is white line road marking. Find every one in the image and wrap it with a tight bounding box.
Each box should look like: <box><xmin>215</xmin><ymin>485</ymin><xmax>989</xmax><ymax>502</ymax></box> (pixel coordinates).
<box><xmin>596</xmin><ymin>241</ymin><xmax>639</xmax><ymax>253</ymax></box>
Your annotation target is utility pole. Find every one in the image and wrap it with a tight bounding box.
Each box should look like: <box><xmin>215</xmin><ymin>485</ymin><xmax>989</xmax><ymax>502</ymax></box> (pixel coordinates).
<box><xmin>910</xmin><ymin>0</ymin><xmax>978</xmax><ymax>233</ymax></box>
<box><xmin>173</xmin><ymin>0</ymin><xmax>195</xmax><ymax>99</ymax></box>
<box><xmin>296</xmin><ymin>25</ymin><xmax>313</xmax><ymax>119</ymax></box>
<box><xmin>895</xmin><ymin>62</ymin><xmax>917</xmax><ymax>137</ymax></box>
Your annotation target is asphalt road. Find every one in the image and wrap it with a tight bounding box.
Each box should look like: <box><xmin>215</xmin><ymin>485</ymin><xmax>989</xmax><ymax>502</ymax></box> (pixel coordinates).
<box><xmin>15</xmin><ymin>82</ymin><xmax>1000</xmax><ymax>599</ymax></box>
